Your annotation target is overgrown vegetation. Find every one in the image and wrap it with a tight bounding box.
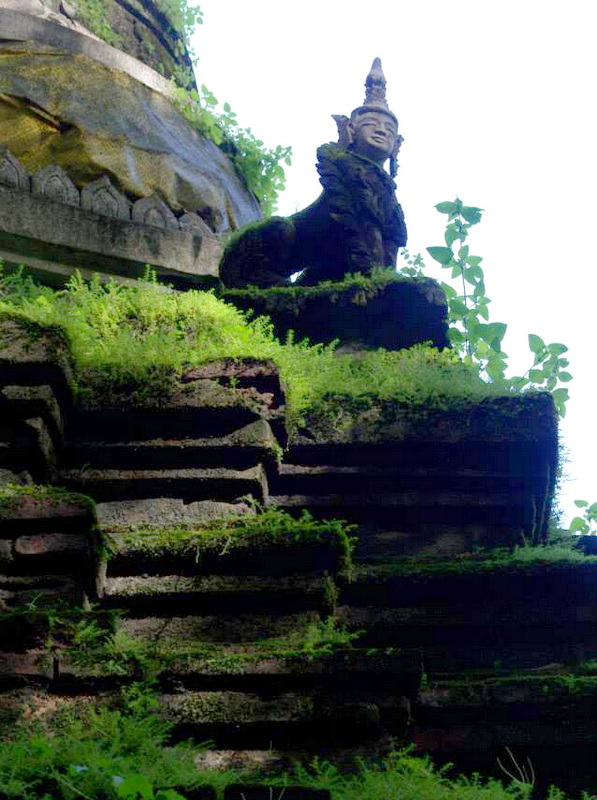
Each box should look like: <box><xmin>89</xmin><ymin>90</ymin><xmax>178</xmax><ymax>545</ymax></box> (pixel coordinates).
<box><xmin>1</xmin><ymin>701</ymin><xmax>593</xmax><ymax>800</ymax></box>
<box><xmin>0</xmin><ymin>265</ymin><xmax>515</xmax><ymax>434</ymax></box>
<box><xmin>290</xmin><ymin>750</ymin><xmax>596</xmax><ymax>800</ymax></box>
<box><xmin>0</xmin><ymin>694</ymin><xmax>222</xmax><ymax>800</ymax></box>
<box><xmin>170</xmin><ymin>83</ymin><xmax>291</xmax><ymax>214</ymax></box>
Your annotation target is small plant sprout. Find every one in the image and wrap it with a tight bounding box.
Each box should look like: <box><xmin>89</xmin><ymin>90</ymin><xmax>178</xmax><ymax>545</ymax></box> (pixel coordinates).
<box><xmin>496</xmin><ymin>747</ymin><xmax>535</xmax><ymax>789</ymax></box>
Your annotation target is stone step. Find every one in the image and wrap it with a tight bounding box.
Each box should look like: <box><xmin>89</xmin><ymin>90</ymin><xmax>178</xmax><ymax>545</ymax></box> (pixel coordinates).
<box><xmin>412</xmin><ymin>674</ymin><xmax>597</xmax><ymax>775</ymax></box>
<box><xmin>68</xmin><ymin>400</ymin><xmax>262</xmax><ymax>442</ymax></box>
<box><xmin>63</xmin><ymin>420</ymin><xmax>279</xmax><ymax>472</ymax></box>
<box><xmin>0</xmin><ymin>416</ymin><xmax>58</xmax><ymax>483</ymax></box>
<box><xmin>102</xmin><ymin>574</ymin><xmax>336</xmax><ymax>615</ymax></box>
<box><xmin>272</xmin><ymin>463</ymin><xmax>535</xmax><ymax>496</ymax></box>
<box><xmin>269</xmin><ymin>494</ymin><xmax>541</xmax><ymax>562</ymax></box>
<box><xmin>104</xmin><ymin>526</ymin><xmax>346</xmax><ymax>577</ymax></box>
<box><xmin>60</xmin><ymin>465</ymin><xmax>268</xmax><ymax>503</ymax></box>
<box><xmin>1</xmin><ymin>384</ymin><xmax>65</xmax><ymax>447</ymax></box>
<box><xmin>0</xmin><ymin>317</ymin><xmax>75</xmax><ymax>407</ymax></box>
<box><xmin>160</xmin><ymin>689</ymin><xmax>410</xmax><ymax>748</ymax></box>
<box><xmin>96</xmin><ymin>498</ymin><xmax>252</xmax><ymax>528</ymax></box>
<box><xmin>269</xmin><ymin>492</ymin><xmax>532</xmax><ymax>543</ymax></box>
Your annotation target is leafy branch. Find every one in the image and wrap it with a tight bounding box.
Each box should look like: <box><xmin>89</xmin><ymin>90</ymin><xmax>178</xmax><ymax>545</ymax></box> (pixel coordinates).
<box><xmin>170</xmin><ymin>83</ymin><xmax>292</xmax><ymax>214</ymax></box>
<box><xmin>402</xmin><ymin>198</ymin><xmax>572</xmax><ymax>417</ymax></box>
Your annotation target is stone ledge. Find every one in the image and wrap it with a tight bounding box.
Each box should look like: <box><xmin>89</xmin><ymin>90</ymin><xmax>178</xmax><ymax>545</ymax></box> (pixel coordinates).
<box><xmin>0</xmin><ymin>9</ymin><xmax>177</xmax><ymax>98</ymax></box>
<box><xmin>223</xmin><ymin>278</ymin><xmax>449</xmax><ymax>352</ymax></box>
<box><xmin>0</xmin><ymin>184</ymin><xmax>220</xmax><ymax>282</ymax></box>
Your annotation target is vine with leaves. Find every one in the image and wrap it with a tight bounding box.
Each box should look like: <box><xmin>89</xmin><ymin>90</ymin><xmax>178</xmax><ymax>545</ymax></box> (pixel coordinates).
<box><xmin>399</xmin><ymin>198</ymin><xmax>571</xmax><ymax>418</ymax></box>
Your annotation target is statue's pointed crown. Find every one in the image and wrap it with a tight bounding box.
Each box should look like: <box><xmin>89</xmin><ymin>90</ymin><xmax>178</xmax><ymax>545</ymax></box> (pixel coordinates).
<box><xmin>352</xmin><ymin>57</ymin><xmax>398</xmax><ymax>125</ymax></box>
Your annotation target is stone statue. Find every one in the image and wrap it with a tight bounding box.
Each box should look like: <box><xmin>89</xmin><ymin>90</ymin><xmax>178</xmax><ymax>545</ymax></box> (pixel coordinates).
<box><xmin>220</xmin><ymin>58</ymin><xmax>407</xmax><ymax>288</ymax></box>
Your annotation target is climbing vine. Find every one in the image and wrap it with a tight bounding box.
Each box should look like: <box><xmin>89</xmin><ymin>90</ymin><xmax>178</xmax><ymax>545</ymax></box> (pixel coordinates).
<box><xmin>170</xmin><ymin>83</ymin><xmax>291</xmax><ymax>214</ymax></box>
<box><xmin>399</xmin><ymin>199</ymin><xmax>571</xmax><ymax>417</ymax></box>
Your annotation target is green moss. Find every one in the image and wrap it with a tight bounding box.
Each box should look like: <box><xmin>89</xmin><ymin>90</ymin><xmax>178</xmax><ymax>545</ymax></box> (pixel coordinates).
<box><xmin>0</xmin><ymin>483</ymin><xmax>96</xmax><ymax>517</ymax></box>
<box><xmin>106</xmin><ymin>508</ymin><xmax>355</xmax><ymax>568</ymax></box>
<box><xmin>222</xmin><ymin>267</ymin><xmax>424</xmax><ymax>316</ymax></box>
<box><xmin>352</xmin><ymin>543</ymin><xmax>597</xmax><ymax>581</ymax></box>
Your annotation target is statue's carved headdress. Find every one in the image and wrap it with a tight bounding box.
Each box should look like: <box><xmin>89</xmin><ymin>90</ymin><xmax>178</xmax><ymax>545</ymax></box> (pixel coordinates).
<box><xmin>333</xmin><ymin>58</ymin><xmax>403</xmax><ymax>178</ymax></box>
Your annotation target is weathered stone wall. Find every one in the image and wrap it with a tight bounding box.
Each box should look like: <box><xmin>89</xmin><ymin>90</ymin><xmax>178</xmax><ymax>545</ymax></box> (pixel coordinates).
<box><xmin>0</xmin><ymin>0</ymin><xmax>196</xmax><ymax>85</ymax></box>
<box><xmin>0</xmin><ymin>4</ymin><xmax>262</xmax><ymax>283</ymax></box>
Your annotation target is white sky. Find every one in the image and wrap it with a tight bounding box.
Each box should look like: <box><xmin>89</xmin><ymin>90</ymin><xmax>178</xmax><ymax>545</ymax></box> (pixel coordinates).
<box><xmin>192</xmin><ymin>0</ymin><xmax>597</xmax><ymax>525</ymax></box>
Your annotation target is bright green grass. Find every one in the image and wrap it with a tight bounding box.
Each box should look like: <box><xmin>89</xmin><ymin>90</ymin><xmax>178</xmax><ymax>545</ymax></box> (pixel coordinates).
<box><xmin>0</xmin><ymin>267</ymin><xmax>517</xmax><ymax>429</ymax></box>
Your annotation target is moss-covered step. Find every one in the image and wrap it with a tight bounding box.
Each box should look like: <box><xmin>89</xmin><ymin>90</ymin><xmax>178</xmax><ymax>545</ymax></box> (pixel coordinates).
<box><xmin>63</xmin><ymin>419</ymin><xmax>279</xmax><ymax>474</ymax></box>
<box><xmin>270</xmin><ymin>489</ymin><xmax>532</xmax><ymax>554</ymax></box>
<box><xmin>68</xmin><ymin>379</ymin><xmax>280</xmax><ymax>441</ymax></box>
<box><xmin>60</xmin><ymin>614</ymin><xmax>420</xmax><ymax>692</ymax></box>
<box><xmin>59</xmin><ymin>465</ymin><xmax>268</xmax><ymax>504</ymax></box>
<box><xmin>0</xmin><ymin>316</ymin><xmax>74</xmax><ymax>406</ymax></box>
<box><xmin>1</xmin><ymin>384</ymin><xmax>65</xmax><ymax>447</ymax></box>
<box><xmin>336</xmin><ymin>559</ymin><xmax>597</xmax><ymax>671</ymax></box>
<box><xmin>0</xmin><ymin>485</ymin><xmax>95</xmax><ymax>534</ymax></box>
<box><xmin>412</xmin><ymin>672</ymin><xmax>597</xmax><ymax>797</ymax></box>
<box><xmin>0</xmin><ymin>485</ymin><xmax>97</xmax><ymax>577</ymax></box>
<box><xmin>278</xmin><ymin>394</ymin><xmax>557</xmax><ymax>548</ymax></box>
<box><xmin>223</xmin><ymin>276</ymin><xmax>449</xmax><ymax>352</ymax></box>
<box><xmin>159</xmin><ymin>690</ymin><xmax>391</xmax><ymax>749</ymax></box>
<box><xmin>103</xmin><ymin>521</ymin><xmax>351</xmax><ymax>577</ymax></box>
<box><xmin>101</xmin><ymin>574</ymin><xmax>338</xmax><ymax>615</ymax></box>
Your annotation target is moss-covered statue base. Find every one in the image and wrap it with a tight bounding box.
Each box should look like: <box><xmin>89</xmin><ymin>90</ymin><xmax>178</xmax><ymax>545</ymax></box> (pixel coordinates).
<box><xmin>223</xmin><ymin>272</ymin><xmax>449</xmax><ymax>352</ymax></box>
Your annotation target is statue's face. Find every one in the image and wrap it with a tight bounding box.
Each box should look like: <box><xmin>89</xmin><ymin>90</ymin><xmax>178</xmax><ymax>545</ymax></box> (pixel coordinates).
<box><xmin>348</xmin><ymin>111</ymin><xmax>397</xmax><ymax>164</ymax></box>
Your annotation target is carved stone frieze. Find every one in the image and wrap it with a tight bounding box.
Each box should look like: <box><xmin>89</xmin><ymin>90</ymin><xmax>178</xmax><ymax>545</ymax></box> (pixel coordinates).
<box><xmin>0</xmin><ymin>147</ymin><xmax>30</xmax><ymax>191</ymax></box>
<box><xmin>32</xmin><ymin>164</ymin><xmax>79</xmax><ymax>206</ymax></box>
<box><xmin>132</xmin><ymin>195</ymin><xmax>178</xmax><ymax>230</ymax></box>
<box><xmin>81</xmin><ymin>175</ymin><xmax>130</xmax><ymax>220</ymax></box>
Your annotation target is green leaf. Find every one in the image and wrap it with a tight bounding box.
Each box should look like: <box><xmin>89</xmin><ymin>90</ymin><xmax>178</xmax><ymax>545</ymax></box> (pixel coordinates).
<box><xmin>449</xmin><ymin>299</ymin><xmax>468</xmax><ymax>317</ymax></box>
<box><xmin>427</xmin><ymin>246</ymin><xmax>453</xmax><ymax>265</ymax></box>
<box><xmin>435</xmin><ymin>201</ymin><xmax>456</xmax><ymax>215</ymax></box>
<box><xmin>528</xmin><ymin>369</ymin><xmax>545</xmax><ymax>383</ymax></box>
<box><xmin>575</xmin><ymin>500</ymin><xmax>589</xmax><ymax>508</ymax></box>
<box><xmin>528</xmin><ymin>334</ymin><xmax>546</xmax><ymax>354</ymax></box>
<box><xmin>588</xmin><ymin>502</ymin><xmax>597</xmax><ymax>517</ymax></box>
<box><xmin>444</xmin><ymin>225</ymin><xmax>460</xmax><ymax>247</ymax></box>
<box><xmin>451</xmin><ymin>266</ymin><xmax>461</xmax><ymax>279</ymax></box>
<box><xmin>440</xmin><ymin>281</ymin><xmax>457</xmax><ymax>298</ymax></box>
<box><xmin>484</xmin><ymin>322</ymin><xmax>507</xmax><ymax>345</ymax></box>
<box><xmin>223</xmin><ymin>102</ymin><xmax>231</xmax><ymax>113</ymax></box>
<box><xmin>458</xmin><ymin>245</ymin><xmax>469</xmax><ymax>259</ymax></box>
<box><xmin>465</xmin><ymin>255</ymin><xmax>483</xmax><ymax>267</ymax></box>
<box><xmin>569</xmin><ymin>517</ymin><xmax>589</xmax><ymax>534</ymax></box>
<box><xmin>486</xmin><ymin>358</ymin><xmax>506</xmax><ymax>382</ymax></box>
<box><xmin>447</xmin><ymin>327</ymin><xmax>464</xmax><ymax>344</ymax></box>
<box><xmin>547</xmin><ymin>342</ymin><xmax>568</xmax><ymax>355</ymax></box>
<box><xmin>461</xmin><ymin>205</ymin><xmax>483</xmax><ymax>224</ymax></box>
<box><xmin>551</xmin><ymin>387</ymin><xmax>569</xmax><ymax>405</ymax></box>
<box><xmin>116</xmin><ymin>775</ymin><xmax>155</xmax><ymax>800</ymax></box>
<box><xmin>558</xmin><ymin>371</ymin><xmax>573</xmax><ymax>382</ymax></box>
